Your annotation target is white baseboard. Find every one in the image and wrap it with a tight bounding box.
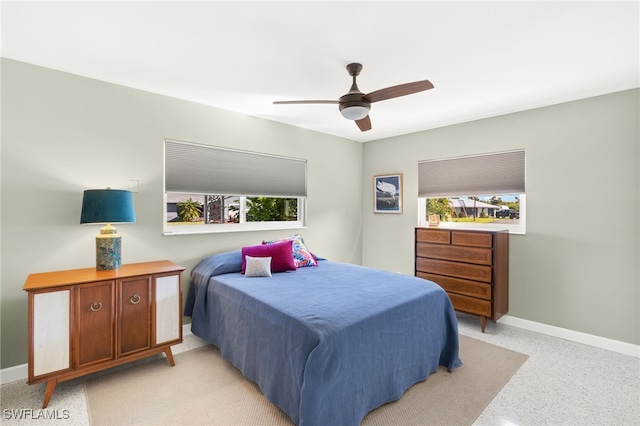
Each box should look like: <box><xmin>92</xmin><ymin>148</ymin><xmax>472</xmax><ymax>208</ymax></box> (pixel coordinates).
<box><xmin>182</xmin><ymin>323</ymin><xmax>192</xmax><ymax>337</ymax></box>
<box><xmin>0</xmin><ymin>363</ymin><xmax>27</xmax><ymax>386</ymax></box>
<box><xmin>1</xmin><ymin>323</ymin><xmax>194</xmax><ymax>385</ymax></box>
<box><xmin>500</xmin><ymin>315</ymin><xmax>639</xmax><ymax>358</ymax></box>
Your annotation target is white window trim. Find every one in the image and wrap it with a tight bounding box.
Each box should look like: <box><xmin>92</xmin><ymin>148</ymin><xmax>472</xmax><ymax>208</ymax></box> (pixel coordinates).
<box><xmin>163</xmin><ymin>220</ymin><xmax>307</xmax><ymax>236</ymax></box>
<box><xmin>163</xmin><ymin>139</ymin><xmax>307</xmax><ymax>236</ymax></box>
<box><xmin>162</xmin><ymin>195</ymin><xmax>306</xmax><ymax>235</ymax></box>
<box><xmin>418</xmin><ymin>194</ymin><xmax>526</xmax><ymax>235</ymax></box>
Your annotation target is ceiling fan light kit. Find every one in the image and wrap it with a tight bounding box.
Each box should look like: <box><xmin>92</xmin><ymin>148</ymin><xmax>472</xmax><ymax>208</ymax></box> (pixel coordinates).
<box><xmin>339</xmin><ymin>102</ymin><xmax>370</xmax><ymax>120</ymax></box>
<box><xmin>274</xmin><ymin>63</ymin><xmax>434</xmax><ymax>132</ymax></box>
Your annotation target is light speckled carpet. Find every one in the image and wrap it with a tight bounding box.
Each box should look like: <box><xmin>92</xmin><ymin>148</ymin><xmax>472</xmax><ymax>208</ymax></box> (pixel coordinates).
<box><xmin>86</xmin><ymin>335</ymin><xmax>527</xmax><ymax>425</ymax></box>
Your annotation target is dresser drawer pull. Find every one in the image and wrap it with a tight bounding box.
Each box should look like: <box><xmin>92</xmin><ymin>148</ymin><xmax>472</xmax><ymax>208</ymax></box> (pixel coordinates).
<box><xmin>89</xmin><ymin>301</ymin><xmax>102</xmax><ymax>312</ymax></box>
<box><xmin>130</xmin><ymin>294</ymin><xmax>141</xmax><ymax>305</ymax></box>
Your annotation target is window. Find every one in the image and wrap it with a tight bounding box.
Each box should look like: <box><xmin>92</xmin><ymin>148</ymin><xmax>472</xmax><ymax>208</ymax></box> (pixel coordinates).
<box><xmin>163</xmin><ymin>140</ymin><xmax>306</xmax><ymax>235</ymax></box>
<box><xmin>417</xmin><ymin>150</ymin><xmax>526</xmax><ymax>234</ymax></box>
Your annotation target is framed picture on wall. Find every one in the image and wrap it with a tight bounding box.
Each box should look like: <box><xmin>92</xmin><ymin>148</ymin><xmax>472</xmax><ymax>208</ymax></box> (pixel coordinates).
<box><xmin>374</xmin><ymin>173</ymin><xmax>402</xmax><ymax>214</ymax></box>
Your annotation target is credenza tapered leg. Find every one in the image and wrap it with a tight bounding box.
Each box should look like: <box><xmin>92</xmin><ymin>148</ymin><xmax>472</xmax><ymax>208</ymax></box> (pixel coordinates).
<box><xmin>42</xmin><ymin>380</ymin><xmax>57</xmax><ymax>408</ymax></box>
<box><xmin>164</xmin><ymin>347</ymin><xmax>176</xmax><ymax>366</ymax></box>
<box><xmin>480</xmin><ymin>316</ymin><xmax>487</xmax><ymax>333</ymax></box>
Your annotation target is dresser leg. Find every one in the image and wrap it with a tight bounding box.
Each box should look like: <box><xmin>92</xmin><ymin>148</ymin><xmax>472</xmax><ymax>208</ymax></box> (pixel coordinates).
<box><xmin>42</xmin><ymin>380</ymin><xmax>57</xmax><ymax>408</ymax></box>
<box><xmin>480</xmin><ymin>316</ymin><xmax>487</xmax><ymax>333</ymax></box>
<box><xmin>164</xmin><ymin>347</ymin><xmax>176</xmax><ymax>366</ymax></box>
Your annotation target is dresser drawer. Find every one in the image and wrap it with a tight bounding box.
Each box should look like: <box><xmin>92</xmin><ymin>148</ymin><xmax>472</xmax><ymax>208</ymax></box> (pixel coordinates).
<box><xmin>416</xmin><ymin>228</ymin><xmax>450</xmax><ymax>244</ymax></box>
<box><xmin>415</xmin><ymin>227</ymin><xmax>508</xmax><ymax>332</ymax></box>
<box><xmin>451</xmin><ymin>231</ymin><xmax>493</xmax><ymax>248</ymax></box>
<box><xmin>417</xmin><ymin>272</ymin><xmax>491</xmax><ymax>300</ymax></box>
<box><xmin>447</xmin><ymin>293</ymin><xmax>492</xmax><ymax>317</ymax></box>
<box><xmin>416</xmin><ymin>243</ymin><xmax>492</xmax><ymax>265</ymax></box>
<box><xmin>416</xmin><ymin>258</ymin><xmax>492</xmax><ymax>283</ymax></box>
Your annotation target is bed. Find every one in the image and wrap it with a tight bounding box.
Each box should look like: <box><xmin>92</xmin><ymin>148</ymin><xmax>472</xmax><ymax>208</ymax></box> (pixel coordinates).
<box><xmin>185</xmin><ymin>243</ymin><xmax>461</xmax><ymax>426</ymax></box>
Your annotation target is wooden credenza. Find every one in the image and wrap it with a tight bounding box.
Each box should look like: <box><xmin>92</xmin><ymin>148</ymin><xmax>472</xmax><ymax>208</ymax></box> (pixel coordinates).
<box><xmin>23</xmin><ymin>260</ymin><xmax>185</xmax><ymax>408</ymax></box>
<box><xmin>415</xmin><ymin>227</ymin><xmax>508</xmax><ymax>332</ymax></box>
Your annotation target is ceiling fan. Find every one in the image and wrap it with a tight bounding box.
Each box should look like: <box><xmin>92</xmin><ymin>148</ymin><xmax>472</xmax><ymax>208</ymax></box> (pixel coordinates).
<box><xmin>273</xmin><ymin>63</ymin><xmax>434</xmax><ymax>132</ymax></box>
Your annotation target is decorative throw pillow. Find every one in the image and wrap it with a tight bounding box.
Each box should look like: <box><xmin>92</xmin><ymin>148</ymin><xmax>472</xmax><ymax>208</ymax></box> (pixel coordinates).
<box><xmin>263</xmin><ymin>234</ymin><xmax>318</xmax><ymax>268</ymax></box>
<box><xmin>241</xmin><ymin>240</ymin><xmax>296</xmax><ymax>273</ymax></box>
<box><xmin>244</xmin><ymin>256</ymin><xmax>272</xmax><ymax>277</ymax></box>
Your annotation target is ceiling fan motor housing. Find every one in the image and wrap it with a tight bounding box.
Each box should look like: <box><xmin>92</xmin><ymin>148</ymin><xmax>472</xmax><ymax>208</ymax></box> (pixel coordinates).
<box><xmin>339</xmin><ymin>93</ymin><xmax>370</xmax><ymax>120</ymax></box>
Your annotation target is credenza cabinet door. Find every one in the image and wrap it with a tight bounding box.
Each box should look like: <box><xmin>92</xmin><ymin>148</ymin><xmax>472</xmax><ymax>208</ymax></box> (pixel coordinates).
<box><xmin>77</xmin><ymin>281</ymin><xmax>115</xmax><ymax>367</ymax></box>
<box><xmin>31</xmin><ymin>289</ymin><xmax>71</xmax><ymax>377</ymax></box>
<box><xmin>154</xmin><ymin>274</ymin><xmax>181</xmax><ymax>345</ymax></box>
<box><xmin>119</xmin><ymin>277</ymin><xmax>151</xmax><ymax>356</ymax></box>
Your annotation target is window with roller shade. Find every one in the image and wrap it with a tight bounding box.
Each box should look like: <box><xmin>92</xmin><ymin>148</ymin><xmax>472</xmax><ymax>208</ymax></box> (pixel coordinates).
<box><xmin>417</xmin><ymin>150</ymin><xmax>526</xmax><ymax>234</ymax></box>
<box><xmin>163</xmin><ymin>139</ymin><xmax>306</xmax><ymax>235</ymax></box>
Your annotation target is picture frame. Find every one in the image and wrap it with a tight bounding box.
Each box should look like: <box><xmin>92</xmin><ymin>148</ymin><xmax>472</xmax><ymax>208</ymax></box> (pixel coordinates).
<box><xmin>374</xmin><ymin>173</ymin><xmax>402</xmax><ymax>214</ymax></box>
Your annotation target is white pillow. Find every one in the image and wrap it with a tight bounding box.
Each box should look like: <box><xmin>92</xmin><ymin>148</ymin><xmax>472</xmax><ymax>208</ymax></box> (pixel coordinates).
<box><xmin>244</xmin><ymin>256</ymin><xmax>272</xmax><ymax>277</ymax></box>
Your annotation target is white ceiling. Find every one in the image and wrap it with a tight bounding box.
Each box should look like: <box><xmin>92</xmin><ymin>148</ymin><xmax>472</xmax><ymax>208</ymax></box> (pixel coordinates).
<box><xmin>2</xmin><ymin>1</ymin><xmax>639</xmax><ymax>142</ymax></box>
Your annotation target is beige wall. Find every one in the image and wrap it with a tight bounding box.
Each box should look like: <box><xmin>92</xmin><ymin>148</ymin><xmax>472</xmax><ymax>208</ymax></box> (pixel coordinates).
<box><xmin>0</xmin><ymin>59</ymin><xmax>363</xmax><ymax>368</ymax></box>
<box><xmin>362</xmin><ymin>89</ymin><xmax>639</xmax><ymax>345</ymax></box>
<box><xmin>1</xmin><ymin>59</ymin><xmax>638</xmax><ymax>369</ymax></box>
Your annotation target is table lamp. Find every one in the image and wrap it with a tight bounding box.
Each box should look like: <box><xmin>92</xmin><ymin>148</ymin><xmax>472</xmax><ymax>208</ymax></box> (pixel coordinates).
<box><xmin>80</xmin><ymin>188</ymin><xmax>136</xmax><ymax>270</ymax></box>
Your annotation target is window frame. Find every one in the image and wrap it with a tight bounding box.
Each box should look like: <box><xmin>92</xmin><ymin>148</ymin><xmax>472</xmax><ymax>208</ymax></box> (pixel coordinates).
<box><xmin>163</xmin><ymin>139</ymin><xmax>307</xmax><ymax>236</ymax></box>
<box><xmin>418</xmin><ymin>194</ymin><xmax>526</xmax><ymax>235</ymax></box>
<box><xmin>417</xmin><ymin>149</ymin><xmax>526</xmax><ymax>235</ymax></box>
<box><xmin>163</xmin><ymin>194</ymin><xmax>306</xmax><ymax>235</ymax></box>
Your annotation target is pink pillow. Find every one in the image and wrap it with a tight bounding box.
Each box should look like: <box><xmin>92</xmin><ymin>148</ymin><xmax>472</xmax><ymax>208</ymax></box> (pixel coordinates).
<box><xmin>241</xmin><ymin>240</ymin><xmax>296</xmax><ymax>273</ymax></box>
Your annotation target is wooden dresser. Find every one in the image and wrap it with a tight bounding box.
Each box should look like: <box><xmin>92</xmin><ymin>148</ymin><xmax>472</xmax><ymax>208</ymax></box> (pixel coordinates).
<box><xmin>23</xmin><ymin>260</ymin><xmax>185</xmax><ymax>408</ymax></box>
<box><xmin>415</xmin><ymin>227</ymin><xmax>508</xmax><ymax>332</ymax></box>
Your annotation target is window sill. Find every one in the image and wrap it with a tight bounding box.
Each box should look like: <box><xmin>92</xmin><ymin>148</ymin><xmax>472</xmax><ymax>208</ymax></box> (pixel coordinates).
<box><xmin>163</xmin><ymin>221</ymin><xmax>306</xmax><ymax>236</ymax></box>
<box><xmin>417</xmin><ymin>221</ymin><xmax>526</xmax><ymax>235</ymax></box>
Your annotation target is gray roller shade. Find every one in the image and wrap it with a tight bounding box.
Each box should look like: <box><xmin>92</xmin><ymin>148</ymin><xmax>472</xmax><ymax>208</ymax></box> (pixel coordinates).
<box><xmin>418</xmin><ymin>150</ymin><xmax>525</xmax><ymax>197</ymax></box>
<box><xmin>165</xmin><ymin>139</ymin><xmax>307</xmax><ymax>197</ymax></box>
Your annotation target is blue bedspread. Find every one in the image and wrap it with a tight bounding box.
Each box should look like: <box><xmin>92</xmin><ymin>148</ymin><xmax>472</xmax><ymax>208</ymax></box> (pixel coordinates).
<box><xmin>186</xmin><ymin>254</ymin><xmax>461</xmax><ymax>426</ymax></box>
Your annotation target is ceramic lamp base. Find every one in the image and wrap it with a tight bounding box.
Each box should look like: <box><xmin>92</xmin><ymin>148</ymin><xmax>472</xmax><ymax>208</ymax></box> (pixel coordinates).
<box><xmin>96</xmin><ymin>224</ymin><xmax>121</xmax><ymax>270</ymax></box>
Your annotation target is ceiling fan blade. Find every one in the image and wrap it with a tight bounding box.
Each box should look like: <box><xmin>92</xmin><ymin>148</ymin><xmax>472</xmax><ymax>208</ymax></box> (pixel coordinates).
<box><xmin>273</xmin><ymin>100</ymin><xmax>339</xmax><ymax>105</ymax></box>
<box><xmin>364</xmin><ymin>80</ymin><xmax>434</xmax><ymax>103</ymax></box>
<box><xmin>355</xmin><ymin>115</ymin><xmax>371</xmax><ymax>132</ymax></box>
